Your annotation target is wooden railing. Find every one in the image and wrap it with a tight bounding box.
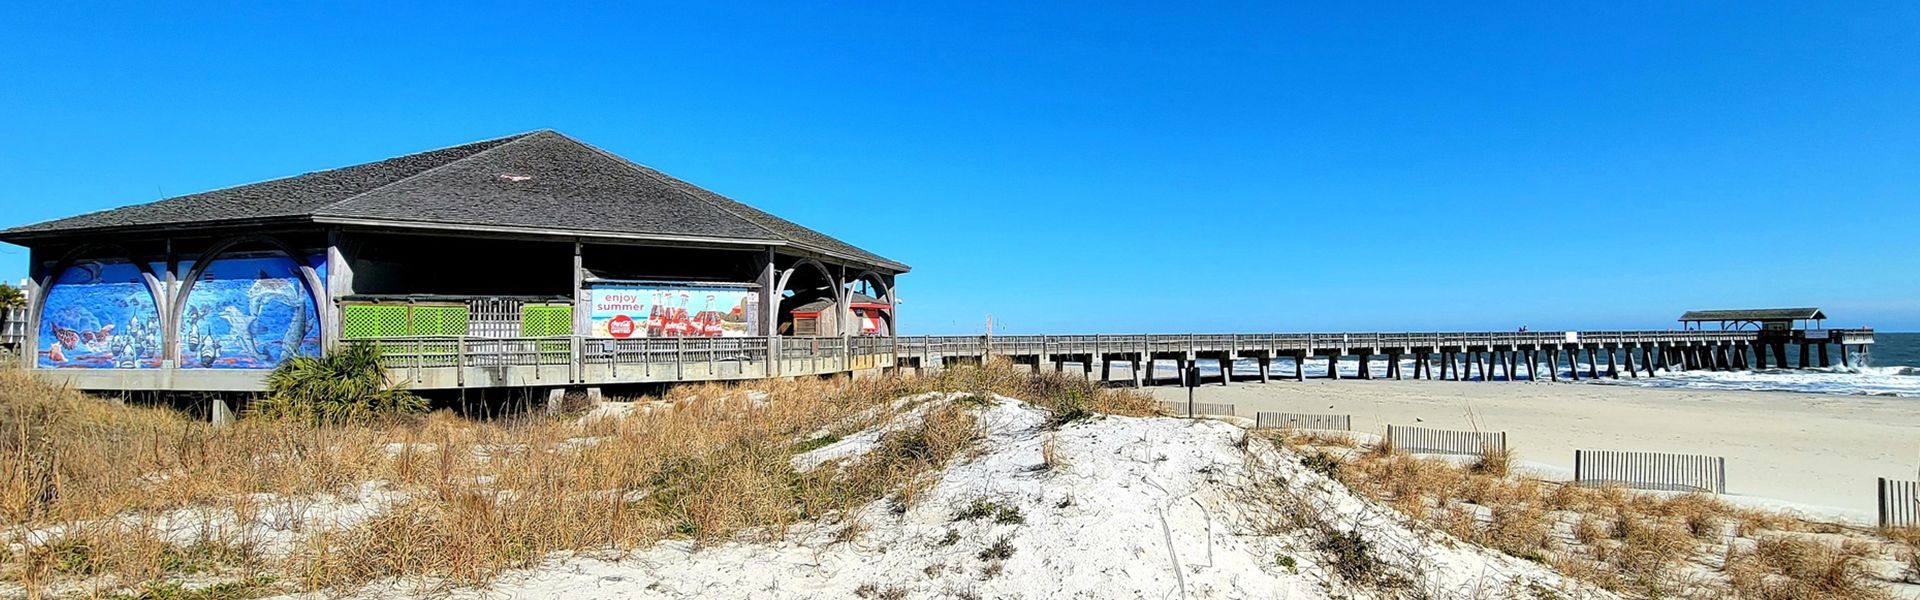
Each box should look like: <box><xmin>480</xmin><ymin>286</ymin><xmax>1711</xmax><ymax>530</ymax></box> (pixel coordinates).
<box><xmin>368</xmin><ymin>335</ymin><xmax>895</xmax><ymax>388</ymax></box>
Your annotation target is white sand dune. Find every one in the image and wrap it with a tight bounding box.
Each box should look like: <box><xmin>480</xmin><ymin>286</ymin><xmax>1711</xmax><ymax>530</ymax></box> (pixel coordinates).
<box><xmin>336</xmin><ymin>396</ymin><xmax>1605</xmax><ymax>600</ymax></box>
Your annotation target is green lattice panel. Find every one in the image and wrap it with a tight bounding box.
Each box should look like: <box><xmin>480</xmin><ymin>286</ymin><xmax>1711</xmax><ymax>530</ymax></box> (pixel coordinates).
<box><xmin>521</xmin><ymin>304</ymin><xmax>574</xmax><ymax>336</ymax></box>
<box><xmin>342</xmin><ymin>304</ymin><xmax>410</xmax><ymax>339</ymax></box>
<box><xmin>410</xmin><ymin>305</ymin><xmax>470</xmax><ymax>336</ymax></box>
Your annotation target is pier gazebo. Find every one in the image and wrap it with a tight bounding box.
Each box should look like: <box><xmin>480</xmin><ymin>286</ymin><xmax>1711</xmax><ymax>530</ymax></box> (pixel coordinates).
<box><xmin>0</xmin><ymin>130</ymin><xmax>906</xmax><ymax>393</ymax></box>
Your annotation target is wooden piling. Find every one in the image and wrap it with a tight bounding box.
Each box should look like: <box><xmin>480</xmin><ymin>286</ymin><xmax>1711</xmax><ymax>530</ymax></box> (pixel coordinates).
<box><xmin>1327</xmin><ymin>354</ymin><xmax>1341</xmax><ymax>380</ymax></box>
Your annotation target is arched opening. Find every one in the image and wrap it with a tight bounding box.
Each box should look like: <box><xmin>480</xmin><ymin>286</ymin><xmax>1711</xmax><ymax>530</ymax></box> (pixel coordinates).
<box><xmin>843</xmin><ymin>271</ymin><xmax>895</xmax><ymax>336</ymax></box>
<box><xmin>775</xmin><ymin>258</ymin><xmax>838</xmax><ymax>336</ymax></box>
<box><xmin>34</xmin><ymin>247</ymin><xmax>165</xmax><ymax>369</ymax></box>
<box><xmin>174</xmin><ymin>238</ymin><xmax>324</xmax><ymax>369</ymax></box>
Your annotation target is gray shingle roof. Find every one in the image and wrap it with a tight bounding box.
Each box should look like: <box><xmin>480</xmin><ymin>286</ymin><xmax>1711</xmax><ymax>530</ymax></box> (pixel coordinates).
<box><xmin>0</xmin><ymin>130</ymin><xmax>906</xmax><ymax>272</ymax></box>
<box><xmin>1678</xmin><ymin>308</ymin><xmax>1825</xmax><ymax>322</ymax></box>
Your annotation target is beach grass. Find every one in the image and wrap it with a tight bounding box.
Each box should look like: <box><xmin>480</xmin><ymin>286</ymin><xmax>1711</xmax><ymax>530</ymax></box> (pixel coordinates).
<box><xmin>0</xmin><ymin>361</ymin><xmax>1154</xmax><ymax>598</ymax></box>
<box><xmin>1279</xmin><ymin>431</ymin><xmax>1910</xmax><ymax>599</ymax></box>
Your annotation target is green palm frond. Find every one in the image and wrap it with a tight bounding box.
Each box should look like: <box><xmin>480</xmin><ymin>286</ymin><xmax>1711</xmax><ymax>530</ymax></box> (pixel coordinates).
<box><xmin>255</xmin><ymin>341</ymin><xmax>425</xmax><ymax>423</ymax></box>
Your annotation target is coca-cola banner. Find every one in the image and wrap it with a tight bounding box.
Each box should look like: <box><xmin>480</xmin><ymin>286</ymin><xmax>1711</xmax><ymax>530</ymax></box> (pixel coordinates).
<box><xmin>585</xmin><ymin>283</ymin><xmax>758</xmax><ymax>338</ymax></box>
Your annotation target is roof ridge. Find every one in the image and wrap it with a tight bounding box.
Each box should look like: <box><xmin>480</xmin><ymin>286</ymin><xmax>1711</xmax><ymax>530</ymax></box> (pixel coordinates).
<box><xmin>561</xmin><ymin>134</ymin><xmax>787</xmax><ymax>241</ymax></box>
<box><xmin>310</xmin><ymin>130</ymin><xmax>544</xmax><ymax>215</ymax></box>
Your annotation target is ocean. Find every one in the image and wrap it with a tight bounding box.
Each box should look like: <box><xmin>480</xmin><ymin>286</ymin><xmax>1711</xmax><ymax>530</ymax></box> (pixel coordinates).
<box><xmin>1156</xmin><ymin>332</ymin><xmax>1920</xmax><ymax>397</ymax></box>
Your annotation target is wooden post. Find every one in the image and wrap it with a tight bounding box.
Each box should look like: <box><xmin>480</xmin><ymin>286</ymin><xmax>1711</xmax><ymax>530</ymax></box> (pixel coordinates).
<box><xmin>1818</xmin><ymin>343</ymin><xmax>1831</xmax><ymax>368</ymax></box>
<box><xmin>1605</xmin><ymin>348</ymin><xmax>1618</xmax><ymax>379</ymax></box>
<box><xmin>1134</xmin><ymin>354</ymin><xmax>1147</xmax><ymax>387</ymax></box>
<box><xmin>1586</xmin><ymin>348</ymin><xmax>1600</xmax><ymax>379</ymax></box>
<box><xmin>1840</xmin><ymin>344</ymin><xmax>1850</xmax><ymax>368</ymax></box>
<box><xmin>1258</xmin><ymin>355</ymin><xmax>1271</xmax><ymax>383</ymax></box>
<box><xmin>1219</xmin><ymin>355</ymin><xmax>1233</xmax><ymax>386</ymax></box>
<box><xmin>1773</xmin><ymin>342</ymin><xmax>1788</xmax><ymax>369</ymax></box>
<box><xmin>1293</xmin><ymin>352</ymin><xmax>1305</xmax><ymax>381</ymax></box>
<box><xmin>1358</xmin><ymin>353</ymin><xmax>1372</xmax><ymax>380</ymax></box>
<box><xmin>1549</xmin><ymin>349</ymin><xmax>1560</xmax><ymax>382</ymax></box>
<box><xmin>1327</xmin><ymin>354</ymin><xmax>1340</xmax><ymax>380</ymax></box>
<box><xmin>1798</xmin><ymin>342</ymin><xmax>1810</xmax><ymax>369</ymax></box>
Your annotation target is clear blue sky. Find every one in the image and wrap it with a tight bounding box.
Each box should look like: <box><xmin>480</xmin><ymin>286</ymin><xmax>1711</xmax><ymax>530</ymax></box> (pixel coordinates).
<box><xmin>3</xmin><ymin>2</ymin><xmax>1916</xmax><ymax>334</ymax></box>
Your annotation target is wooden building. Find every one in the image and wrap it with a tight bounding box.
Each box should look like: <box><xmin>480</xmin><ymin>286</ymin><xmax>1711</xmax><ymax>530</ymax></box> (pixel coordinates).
<box><xmin>0</xmin><ymin>130</ymin><xmax>907</xmax><ymax>392</ymax></box>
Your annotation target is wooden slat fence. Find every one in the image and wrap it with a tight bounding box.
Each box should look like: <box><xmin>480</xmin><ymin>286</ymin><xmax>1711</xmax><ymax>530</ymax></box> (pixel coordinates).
<box><xmin>1385</xmin><ymin>425</ymin><xmax>1505</xmax><ymax>457</ymax></box>
<box><xmin>1573</xmin><ymin>450</ymin><xmax>1726</xmax><ymax>494</ymax></box>
<box><xmin>1880</xmin><ymin>478</ymin><xmax>1920</xmax><ymax>528</ymax></box>
<box><xmin>1160</xmin><ymin>401</ymin><xmax>1237</xmax><ymax>417</ymax></box>
<box><xmin>1254</xmin><ymin>412</ymin><xmax>1351</xmax><ymax>431</ymax></box>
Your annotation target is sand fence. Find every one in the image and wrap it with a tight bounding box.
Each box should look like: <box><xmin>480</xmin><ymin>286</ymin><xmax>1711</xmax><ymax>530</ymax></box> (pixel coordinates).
<box><xmin>1383</xmin><ymin>424</ymin><xmax>1506</xmax><ymax>457</ymax></box>
<box><xmin>1159</xmin><ymin>400</ymin><xmax>1238</xmax><ymax>417</ymax></box>
<box><xmin>1253</xmin><ymin>412</ymin><xmax>1352</xmax><ymax>431</ymax></box>
<box><xmin>1573</xmin><ymin>450</ymin><xmax>1727</xmax><ymax>494</ymax></box>
<box><xmin>1879</xmin><ymin>478</ymin><xmax>1920</xmax><ymax>528</ymax></box>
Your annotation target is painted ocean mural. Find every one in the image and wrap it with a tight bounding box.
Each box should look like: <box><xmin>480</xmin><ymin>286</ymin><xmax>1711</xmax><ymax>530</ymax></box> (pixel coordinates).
<box><xmin>37</xmin><ymin>260</ymin><xmax>164</xmax><ymax>369</ymax></box>
<box><xmin>177</xmin><ymin>256</ymin><xmax>322</xmax><ymax>369</ymax></box>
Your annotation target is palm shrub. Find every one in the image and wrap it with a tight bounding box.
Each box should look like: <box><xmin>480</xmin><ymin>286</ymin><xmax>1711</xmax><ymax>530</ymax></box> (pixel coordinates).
<box><xmin>255</xmin><ymin>341</ymin><xmax>425</xmax><ymax>423</ymax></box>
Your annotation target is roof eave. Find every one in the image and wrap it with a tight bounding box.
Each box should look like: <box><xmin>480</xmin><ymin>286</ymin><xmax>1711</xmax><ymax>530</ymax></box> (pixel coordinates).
<box><xmin>0</xmin><ymin>215</ymin><xmax>319</xmax><ymax>246</ymax></box>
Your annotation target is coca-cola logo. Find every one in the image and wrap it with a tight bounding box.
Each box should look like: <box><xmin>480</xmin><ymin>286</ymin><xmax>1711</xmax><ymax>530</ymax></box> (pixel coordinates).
<box><xmin>609</xmin><ymin>314</ymin><xmax>636</xmax><ymax>338</ymax></box>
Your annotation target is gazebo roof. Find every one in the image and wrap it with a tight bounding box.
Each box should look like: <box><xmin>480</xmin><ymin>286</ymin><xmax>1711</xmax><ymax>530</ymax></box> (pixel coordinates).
<box><xmin>0</xmin><ymin>130</ymin><xmax>906</xmax><ymax>272</ymax></box>
<box><xmin>1678</xmin><ymin>308</ymin><xmax>1825</xmax><ymax>322</ymax></box>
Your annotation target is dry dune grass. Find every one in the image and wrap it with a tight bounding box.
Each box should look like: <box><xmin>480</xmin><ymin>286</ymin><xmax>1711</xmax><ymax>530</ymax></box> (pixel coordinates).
<box><xmin>1</xmin><ymin>361</ymin><xmax>1155</xmax><ymax>598</ymax></box>
<box><xmin>1278</xmin><ymin>431</ymin><xmax>1912</xmax><ymax>599</ymax></box>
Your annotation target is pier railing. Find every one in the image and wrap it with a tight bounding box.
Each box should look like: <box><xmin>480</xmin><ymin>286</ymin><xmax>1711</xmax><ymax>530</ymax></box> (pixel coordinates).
<box><xmin>892</xmin><ymin>329</ymin><xmax>1856</xmax><ymax>361</ymax></box>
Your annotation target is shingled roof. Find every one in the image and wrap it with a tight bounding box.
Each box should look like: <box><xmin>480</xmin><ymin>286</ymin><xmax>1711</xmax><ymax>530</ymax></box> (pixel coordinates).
<box><xmin>0</xmin><ymin>130</ymin><xmax>907</xmax><ymax>272</ymax></box>
<box><xmin>1678</xmin><ymin>308</ymin><xmax>1825</xmax><ymax>322</ymax></box>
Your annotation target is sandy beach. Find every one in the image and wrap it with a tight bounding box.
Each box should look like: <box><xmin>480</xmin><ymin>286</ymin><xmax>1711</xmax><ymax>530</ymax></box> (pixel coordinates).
<box><xmin>1150</xmin><ymin>379</ymin><xmax>1920</xmax><ymax>518</ymax></box>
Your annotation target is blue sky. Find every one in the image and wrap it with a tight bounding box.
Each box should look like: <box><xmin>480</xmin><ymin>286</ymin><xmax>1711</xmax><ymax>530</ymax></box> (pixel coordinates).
<box><xmin>3</xmin><ymin>2</ymin><xmax>1916</xmax><ymax>333</ymax></box>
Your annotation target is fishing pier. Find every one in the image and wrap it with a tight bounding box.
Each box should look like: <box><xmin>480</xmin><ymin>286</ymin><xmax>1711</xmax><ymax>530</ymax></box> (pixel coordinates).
<box><xmin>895</xmin><ymin>327</ymin><xmax>1878</xmax><ymax>387</ymax></box>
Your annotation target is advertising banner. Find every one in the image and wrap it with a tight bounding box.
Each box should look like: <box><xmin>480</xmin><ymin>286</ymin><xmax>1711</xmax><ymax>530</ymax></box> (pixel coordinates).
<box><xmin>586</xmin><ymin>283</ymin><xmax>757</xmax><ymax>338</ymax></box>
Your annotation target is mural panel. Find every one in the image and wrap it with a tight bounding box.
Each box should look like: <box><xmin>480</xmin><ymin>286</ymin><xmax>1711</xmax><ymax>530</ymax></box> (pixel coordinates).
<box><xmin>37</xmin><ymin>260</ymin><xmax>163</xmax><ymax>369</ymax></box>
<box><xmin>585</xmin><ymin>283</ymin><xmax>758</xmax><ymax>338</ymax></box>
<box><xmin>177</xmin><ymin>256</ymin><xmax>322</xmax><ymax>369</ymax></box>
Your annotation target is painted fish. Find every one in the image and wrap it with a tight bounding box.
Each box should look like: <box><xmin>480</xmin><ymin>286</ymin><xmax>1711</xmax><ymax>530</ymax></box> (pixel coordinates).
<box><xmin>219</xmin><ymin>306</ymin><xmax>258</xmax><ymax>358</ymax></box>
